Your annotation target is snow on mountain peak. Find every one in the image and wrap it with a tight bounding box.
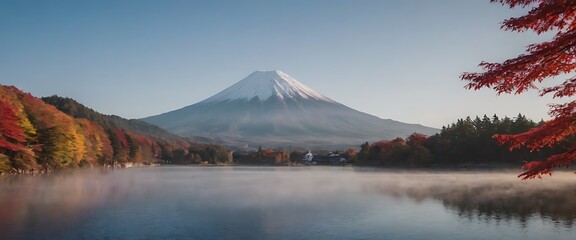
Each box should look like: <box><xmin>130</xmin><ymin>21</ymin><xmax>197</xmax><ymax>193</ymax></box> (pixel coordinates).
<box><xmin>203</xmin><ymin>70</ymin><xmax>334</xmax><ymax>103</ymax></box>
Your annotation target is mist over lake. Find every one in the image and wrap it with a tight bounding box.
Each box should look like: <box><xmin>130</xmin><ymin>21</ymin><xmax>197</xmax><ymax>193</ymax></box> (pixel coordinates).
<box><xmin>1</xmin><ymin>167</ymin><xmax>575</xmax><ymax>240</ymax></box>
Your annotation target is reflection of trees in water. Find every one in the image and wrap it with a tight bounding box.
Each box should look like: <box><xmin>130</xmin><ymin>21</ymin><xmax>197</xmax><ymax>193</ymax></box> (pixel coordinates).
<box><xmin>438</xmin><ymin>184</ymin><xmax>576</xmax><ymax>228</ymax></box>
<box><xmin>368</xmin><ymin>176</ymin><xmax>576</xmax><ymax>227</ymax></box>
<box><xmin>0</xmin><ymin>169</ymin><xmax>130</xmax><ymax>238</ymax></box>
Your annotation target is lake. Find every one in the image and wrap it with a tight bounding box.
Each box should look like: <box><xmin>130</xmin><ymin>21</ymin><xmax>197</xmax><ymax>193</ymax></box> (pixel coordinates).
<box><xmin>1</xmin><ymin>166</ymin><xmax>575</xmax><ymax>240</ymax></box>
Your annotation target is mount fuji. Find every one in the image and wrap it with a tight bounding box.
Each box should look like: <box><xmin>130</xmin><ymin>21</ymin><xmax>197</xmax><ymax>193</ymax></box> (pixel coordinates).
<box><xmin>142</xmin><ymin>71</ymin><xmax>438</xmax><ymax>148</ymax></box>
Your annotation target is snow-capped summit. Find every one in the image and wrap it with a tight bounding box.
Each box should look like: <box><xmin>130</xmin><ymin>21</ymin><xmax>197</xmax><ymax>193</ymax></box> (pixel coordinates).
<box><xmin>142</xmin><ymin>71</ymin><xmax>438</xmax><ymax>148</ymax></box>
<box><xmin>203</xmin><ymin>70</ymin><xmax>334</xmax><ymax>103</ymax></box>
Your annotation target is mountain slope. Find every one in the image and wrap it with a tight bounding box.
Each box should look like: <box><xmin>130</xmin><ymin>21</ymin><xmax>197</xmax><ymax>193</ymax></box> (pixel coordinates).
<box><xmin>42</xmin><ymin>95</ymin><xmax>182</xmax><ymax>140</ymax></box>
<box><xmin>143</xmin><ymin>71</ymin><xmax>438</xmax><ymax>148</ymax></box>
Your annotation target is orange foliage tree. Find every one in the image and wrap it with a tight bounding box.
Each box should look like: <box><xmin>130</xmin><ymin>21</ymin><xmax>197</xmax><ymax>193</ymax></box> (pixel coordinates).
<box><xmin>0</xmin><ymin>101</ymin><xmax>27</xmax><ymax>152</ymax></box>
<box><xmin>461</xmin><ymin>0</ymin><xmax>576</xmax><ymax>179</ymax></box>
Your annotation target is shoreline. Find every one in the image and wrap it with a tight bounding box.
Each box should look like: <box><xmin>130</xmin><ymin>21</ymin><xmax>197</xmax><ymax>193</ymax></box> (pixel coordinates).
<box><xmin>0</xmin><ymin>162</ymin><xmax>541</xmax><ymax>176</ymax></box>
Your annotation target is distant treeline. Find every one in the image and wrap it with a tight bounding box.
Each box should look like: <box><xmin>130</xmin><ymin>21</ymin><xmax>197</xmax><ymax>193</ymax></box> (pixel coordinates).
<box><xmin>0</xmin><ymin>85</ymin><xmax>231</xmax><ymax>173</ymax></box>
<box><xmin>233</xmin><ymin>114</ymin><xmax>565</xmax><ymax>168</ymax></box>
<box><xmin>355</xmin><ymin>114</ymin><xmax>565</xmax><ymax>167</ymax></box>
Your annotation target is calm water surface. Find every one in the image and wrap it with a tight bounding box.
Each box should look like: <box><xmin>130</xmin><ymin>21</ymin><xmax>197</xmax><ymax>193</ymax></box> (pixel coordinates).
<box><xmin>1</xmin><ymin>166</ymin><xmax>575</xmax><ymax>240</ymax></box>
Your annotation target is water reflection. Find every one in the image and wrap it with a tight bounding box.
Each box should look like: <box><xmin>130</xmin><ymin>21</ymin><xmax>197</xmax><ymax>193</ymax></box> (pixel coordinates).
<box><xmin>364</xmin><ymin>170</ymin><xmax>576</xmax><ymax>227</ymax></box>
<box><xmin>0</xmin><ymin>168</ymin><xmax>155</xmax><ymax>239</ymax></box>
<box><xmin>0</xmin><ymin>167</ymin><xmax>575</xmax><ymax>240</ymax></box>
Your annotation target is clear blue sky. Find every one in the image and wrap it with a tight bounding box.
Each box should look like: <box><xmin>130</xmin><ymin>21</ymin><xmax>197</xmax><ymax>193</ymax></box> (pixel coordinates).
<box><xmin>0</xmin><ymin>0</ymin><xmax>557</xmax><ymax>128</ymax></box>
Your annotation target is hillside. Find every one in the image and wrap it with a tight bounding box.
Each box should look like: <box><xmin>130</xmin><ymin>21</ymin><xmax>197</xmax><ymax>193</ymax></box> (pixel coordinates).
<box><xmin>0</xmin><ymin>85</ymin><xmax>230</xmax><ymax>173</ymax></box>
<box><xmin>41</xmin><ymin>95</ymin><xmax>183</xmax><ymax>140</ymax></box>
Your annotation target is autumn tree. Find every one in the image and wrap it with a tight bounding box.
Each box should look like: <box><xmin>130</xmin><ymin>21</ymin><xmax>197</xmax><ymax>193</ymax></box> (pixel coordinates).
<box><xmin>406</xmin><ymin>133</ymin><xmax>432</xmax><ymax>166</ymax></box>
<box><xmin>0</xmin><ymin>90</ymin><xmax>38</xmax><ymax>172</ymax></box>
<box><xmin>0</xmin><ymin>101</ymin><xmax>29</xmax><ymax>172</ymax></box>
<box><xmin>343</xmin><ymin>148</ymin><xmax>357</xmax><ymax>163</ymax></box>
<box><xmin>0</xmin><ymin>102</ymin><xmax>27</xmax><ymax>154</ymax></box>
<box><xmin>107</xmin><ymin>129</ymin><xmax>128</xmax><ymax>164</ymax></box>
<box><xmin>38</xmin><ymin>125</ymin><xmax>74</xmax><ymax>169</ymax></box>
<box><xmin>461</xmin><ymin>0</ymin><xmax>576</xmax><ymax>179</ymax></box>
<box><xmin>125</xmin><ymin>133</ymin><xmax>141</xmax><ymax>162</ymax></box>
